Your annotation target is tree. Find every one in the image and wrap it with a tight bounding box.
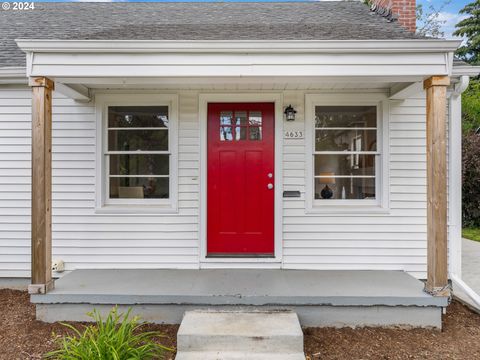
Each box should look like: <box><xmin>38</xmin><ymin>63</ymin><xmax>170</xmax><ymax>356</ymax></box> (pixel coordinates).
<box><xmin>462</xmin><ymin>133</ymin><xmax>480</xmax><ymax>227</ymax></box>
<box><xmin>454</xmin><ymin>0</ymin><xmax>480</xmax><ymax>64</ymax></box>
<box><xmin>416</xmin><ymin>1</ymin><xmax>451</xmax><ymax>38</ymax></box>
<box><xmin>453</xmin><ymin>1</ymin><xmax>480</xmax><ymax>134</ymax></box>
<box><xmin>461</xmin><ymin>79</ymin><xmax>480</xmax><ymax>133</ymax></box>
<box><xmin>364</xmin><ymin>0</ymin><xmax>450</xmax><ymax>38</ymax></box>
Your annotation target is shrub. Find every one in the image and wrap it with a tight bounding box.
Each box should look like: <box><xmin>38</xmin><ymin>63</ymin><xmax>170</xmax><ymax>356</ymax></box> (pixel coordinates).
<box><xmin>462</xmin><ymin>79</ymin><xmax>480</xmax><ymax>134</ymax></box>
<box><xmin>462</xmin><ymin>133</ymin><xmax>480</xmax><ymax>227</ymax></box>
<box><xmin>45</xmin><ymin>307</ymin><xmax>171</xmax><ymax>360</ymax></box>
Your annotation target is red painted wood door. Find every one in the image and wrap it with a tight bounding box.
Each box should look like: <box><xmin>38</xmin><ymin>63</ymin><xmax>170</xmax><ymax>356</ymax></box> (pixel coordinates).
<box><xmin>207</xmin><ymin>103</ymin><xmax>275</xmax><ymax>256</ymax></box>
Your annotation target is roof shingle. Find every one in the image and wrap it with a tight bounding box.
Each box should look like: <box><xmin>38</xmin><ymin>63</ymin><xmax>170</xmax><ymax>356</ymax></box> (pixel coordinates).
<box><xmin>0</xmin><ymin>2</ymin><xmax>423</xmax><ymax>68</ymax></box>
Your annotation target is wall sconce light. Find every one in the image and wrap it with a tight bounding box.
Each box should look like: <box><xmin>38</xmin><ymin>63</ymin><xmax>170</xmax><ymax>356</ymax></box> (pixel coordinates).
<box><xmin>284</xmin><ymin>105</ymin><xmax>297</xmax><ymax>121</ymax></box>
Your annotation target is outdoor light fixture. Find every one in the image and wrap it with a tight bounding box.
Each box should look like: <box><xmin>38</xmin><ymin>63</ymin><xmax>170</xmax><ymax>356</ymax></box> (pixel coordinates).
<box><xmin>284</xmin><ymin>105</ymin><xmax>297</xmax><ymax>121</ymax></box>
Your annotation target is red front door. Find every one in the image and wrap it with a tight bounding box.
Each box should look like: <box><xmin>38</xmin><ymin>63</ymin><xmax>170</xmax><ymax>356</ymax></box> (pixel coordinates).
<box><xmin>207</xmin><ymin>103</ymin><xmax>275</xmax><ymax>256</ymax></box>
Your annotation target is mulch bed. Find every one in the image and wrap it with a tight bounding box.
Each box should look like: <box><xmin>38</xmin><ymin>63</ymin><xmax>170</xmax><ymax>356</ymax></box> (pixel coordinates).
<box><xmin>0</xmin><ymin>289</ymin><xmax>178</xmax><ymax>360</ymax></box>
<box><xmin>1</xmin><ymin>289</ymin><xmax>480</xmax><ymax>359</ymax></box>
<box><xmin>304</xmin><ymin>300</ymin><xmax>480</xmax><ymax>359</ymax></box>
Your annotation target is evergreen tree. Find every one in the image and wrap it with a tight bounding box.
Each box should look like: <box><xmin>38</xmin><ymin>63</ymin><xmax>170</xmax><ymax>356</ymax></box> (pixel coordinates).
<box><xmin>454</xmin><ymin>0</ymin><xmax>480</xmax><ymax>64</ymax></box>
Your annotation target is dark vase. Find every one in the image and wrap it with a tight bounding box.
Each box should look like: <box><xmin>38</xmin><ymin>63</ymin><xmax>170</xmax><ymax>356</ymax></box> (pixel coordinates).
<box><xmin>321</xmin><ymin>184</ymin><xmax>333</xmax><ymax>199</ymax></box>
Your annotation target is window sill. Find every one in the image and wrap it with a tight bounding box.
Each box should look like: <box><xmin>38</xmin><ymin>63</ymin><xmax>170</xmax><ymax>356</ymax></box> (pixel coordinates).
<box><xmin>306</xmin><ymin>204</ymin><xmax>390</xmax><ymax>215</ymax></box>
<box><xmin>95</xmin><ymin>204</ymin><xmax>178</xmax><ymax>215</ymax></box>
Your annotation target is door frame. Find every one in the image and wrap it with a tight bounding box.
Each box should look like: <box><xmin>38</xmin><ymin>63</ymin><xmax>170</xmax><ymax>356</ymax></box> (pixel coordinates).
<box><xmin>199</xmin><ymin>93</ymin><xmax>284</xmax><ymax>266</ymax></box>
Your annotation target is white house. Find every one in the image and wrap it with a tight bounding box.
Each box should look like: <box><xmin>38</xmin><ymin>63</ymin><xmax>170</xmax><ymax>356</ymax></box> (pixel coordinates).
<box><xmin>0</xmin><ymin>1</ymin><xmax>479</xmax><ymax>328</ymax></box>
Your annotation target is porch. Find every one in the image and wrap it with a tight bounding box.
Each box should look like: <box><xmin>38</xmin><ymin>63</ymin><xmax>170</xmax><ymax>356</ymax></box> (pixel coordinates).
<box><xmin>32</xmin><ymin>269</ymin><xmax>447</xmax><ymax>328</ymax></box>
<box><xmin>17</xmin><ymin>38</ymin><xmax>468</xmax><ymax>330</ymax></box>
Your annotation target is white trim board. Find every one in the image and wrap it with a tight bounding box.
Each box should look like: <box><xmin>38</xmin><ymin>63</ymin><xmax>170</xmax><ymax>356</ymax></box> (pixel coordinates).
<box><xmin>94</xmin><ymin>93</ymin><xmax>179</xmax><ymax>214</ymax></box>
<box><xmin>304</xmin><ymin>93</ymin><xmax>390</xmax><ymax>214</ymax></box>
<box><xmin>16</xmin><ymin>40</ymin><xmax>460</xmax><ymax>79</ymax></box>
<box><xmin>16</xmin><ymin>39</ymin><xmax>461</xmax><ymax>53</ymax></box>
<box><xmin>198</xmin><ymin>93</ymin><xmax>284</xmax><ymax>266</ymax></box>
<box><xmin>448</xmin><ymin>93</ymin><xmax>463</xmax><ymax>277</ymax></box>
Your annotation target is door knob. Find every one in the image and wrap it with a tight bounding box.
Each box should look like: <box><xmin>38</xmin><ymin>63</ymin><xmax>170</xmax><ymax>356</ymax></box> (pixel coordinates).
<box><xmin>267</xmin><ymin>183</ymin><xmax>274</xmax><ymax>190</ymax></box>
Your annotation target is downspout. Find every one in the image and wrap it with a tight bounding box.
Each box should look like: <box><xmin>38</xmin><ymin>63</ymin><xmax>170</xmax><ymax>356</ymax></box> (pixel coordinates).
<box><xmin>451</xmin><ymin>274</ymin><xmax>480</xmax><ymax>309</ymax></box>
<box><xmin>447</xmin><ymin>75</ymin><xmax>480</xmax><ymax>308</ymax></box>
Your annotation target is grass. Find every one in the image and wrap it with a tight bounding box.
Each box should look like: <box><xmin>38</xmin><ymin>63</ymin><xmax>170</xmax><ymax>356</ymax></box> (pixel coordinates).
<box><xmin>463</xmin><ymin>228</ymin><xmax>480</xmax><ymax>242</ymax></box>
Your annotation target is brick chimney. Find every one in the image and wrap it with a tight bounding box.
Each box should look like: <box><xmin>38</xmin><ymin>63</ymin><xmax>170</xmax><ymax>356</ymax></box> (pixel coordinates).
<box><xmin>371</xmin><ymin>0</ymin><xmax>416</xmax><ymax>33</ymax></box>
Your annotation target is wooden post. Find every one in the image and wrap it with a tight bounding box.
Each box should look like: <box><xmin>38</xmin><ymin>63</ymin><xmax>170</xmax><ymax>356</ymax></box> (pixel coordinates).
<box><xmin>28</xmin><ymin>77</ymin><xmax>55</xmax><ymax>295</ymax></box>
<box><xmin>424</xmin><ymin>75</ymin><xmax>450</xmax><ymax>296</ymax></box>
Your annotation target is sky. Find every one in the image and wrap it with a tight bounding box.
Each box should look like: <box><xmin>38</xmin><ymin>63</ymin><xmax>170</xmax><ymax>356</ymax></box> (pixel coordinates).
<box><xmin>31</xmin><ymin>0</ymin><xmax>471</xmax><ymax>39</ymax></box>
<box><xmin>417</xmin><ymin>0</ymin><xmax>470</xmax><ymax>39</ymax></box>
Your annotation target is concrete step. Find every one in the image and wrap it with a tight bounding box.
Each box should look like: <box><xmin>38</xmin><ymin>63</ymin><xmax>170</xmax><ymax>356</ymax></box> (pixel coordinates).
<box><xmin>176</xmin><ymin>310</ymin><xmax>305</xmax><ymax>360</ymax></box>
<box><xmin>175</xmin><ymin>351</ymin><xmax>305</xmax><ymax>360</ymax></box>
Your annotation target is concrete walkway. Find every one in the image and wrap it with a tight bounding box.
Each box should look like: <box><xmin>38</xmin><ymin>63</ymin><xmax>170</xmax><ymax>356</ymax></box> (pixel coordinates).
<box><xmin>462</xmin><ymin>238</ymin><xmax>480</xmax><ymax>295</ymax></box>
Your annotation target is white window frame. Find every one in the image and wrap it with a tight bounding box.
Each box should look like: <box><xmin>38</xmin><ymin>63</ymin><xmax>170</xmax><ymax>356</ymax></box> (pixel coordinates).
<box><xmin>305</xmin><ymin>93</ymin><xmax>390</xmax><ymax>213</ymax></box>
<box><xmin>95</xmin><ymin>93</ymin><xmax>178</xmax><ymax>213</ymax></box>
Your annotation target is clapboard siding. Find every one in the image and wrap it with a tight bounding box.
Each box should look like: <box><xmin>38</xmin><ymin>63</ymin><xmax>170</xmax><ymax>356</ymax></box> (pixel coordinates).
<box><xmin>0</xmin><ymin>86</ymin><xmax>449</xmax><ymax>279</ymax></box>
<box><xmin>0</xmin><ymin>87</ymin><xmax>32</xmax><ymax>276</ymax></box>
<box><xmin>0</xmin><ymin>86</ymin><xmax>200</xmax><ymax>276</ymax></box>
<box><xmin>281</xmin><ymin>92</ymin><xmax>430</xmax><ymax>278</ymax></box>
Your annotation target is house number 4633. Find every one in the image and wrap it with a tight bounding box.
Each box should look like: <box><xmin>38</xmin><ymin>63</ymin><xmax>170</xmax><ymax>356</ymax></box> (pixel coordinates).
<box><xmin>284</xmin><ymin>131</ymin><xmax>304</xmax><ymax>139</ymax></box>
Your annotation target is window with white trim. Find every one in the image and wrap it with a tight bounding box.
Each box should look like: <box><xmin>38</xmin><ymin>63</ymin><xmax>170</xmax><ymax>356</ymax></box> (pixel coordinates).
<box><xmin>313</xmin><ymin>105</ymin><xmax>379</xmax><ymax>202</ymax></box>
<box><xmin>107</xmin><ymin>105</ymin><xmax>170</xmax><ymax>201</ymax></box>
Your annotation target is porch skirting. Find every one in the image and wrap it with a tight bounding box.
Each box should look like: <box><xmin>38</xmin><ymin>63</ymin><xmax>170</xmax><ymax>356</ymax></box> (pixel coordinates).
<box><xmin>31</xmin><ymin>269</ymin><xmax>448</xmax><ymax>329</ymax></box>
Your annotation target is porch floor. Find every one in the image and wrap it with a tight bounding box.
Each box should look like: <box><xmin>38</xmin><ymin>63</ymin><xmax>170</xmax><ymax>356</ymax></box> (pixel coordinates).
<box><xmin>32</xmin><ymin>269</ymin><xmax>447</xmax><ymax>307</ymax></box>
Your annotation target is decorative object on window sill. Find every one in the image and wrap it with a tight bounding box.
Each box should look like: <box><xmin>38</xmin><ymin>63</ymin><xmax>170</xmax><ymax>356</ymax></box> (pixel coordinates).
<box><xmin>319</xmin><ymin>172</ymin><xmax>335</xmax><ymax>199</ymax></box>
<box><xmin>321</xmin><ymin>185</ymin><xmax>333</xmax><ymax>199</ymax></box>
<box><xmin>341</xmin><ymin>186</ymin><xmax>346</xmax><ymax>199</ymax></box>
<box><xmin>284</xmin><ymin>105</ymin><xmax>297</xmax><ymax>121</ymax></box>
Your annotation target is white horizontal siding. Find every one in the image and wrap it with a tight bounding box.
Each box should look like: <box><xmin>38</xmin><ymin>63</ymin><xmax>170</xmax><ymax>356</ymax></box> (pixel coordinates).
<box><xmin>0</xmin><ymin>86</ymin><xmax>451</xmax><ymax>279</ymax></box>
<box><xmin>0</xmin><ymin>86</ymin><xmax>200</xmax><ymax>276</ymax></box>
<box><xmin>0</xmin><ymin>87</ymin><xmax>32</xmax><ymax>277</ymax></box>
<box><xmin>281</xmin><ymin>91</ymin><xmax>429</xmax><ymax>278</ymax></box>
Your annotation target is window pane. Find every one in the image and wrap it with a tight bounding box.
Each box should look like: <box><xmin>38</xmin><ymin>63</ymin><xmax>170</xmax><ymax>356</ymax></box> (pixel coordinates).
<box><xmin>108</xmin><ymin>106</ymin><xmax>169</xmax><ymax>128</ymax></box>
<box><xmin>315</xmin><ymin>129</ymin><xmax>377</xmax><ymax>152</ymax></box>
<box><xmin>235</xmin><ymin>111</ymin><xmax>247</xmax><ymax>126</ymax></box>
<box><xmin>220</xmin><ymin>126</ymin><xmax>234</xmax><ymax>141</ymax></box>
<box><xmin>110</xmin><ymin>177</ymin><xmax>169</xmax><ymax>199</ymax></box>
<box><xmin>315</xmin><ymin>106</ymin><xmax>376</xmax><ymax>128</ymax></box>
<box><xmin>235</xmin><ymin>126</ymin><xmax>247</xmax><ymax>141</ymax></box>
<box><xmin>108</xmin><ymin>130</ymin><xmax>168</xmax><ymax>151</ymax></box>
<box><xmin>315</xmin><ymin>177</ymin><xmax>375</xmax><ymax>200</ymax></box>
<box><xmin>110</xmin><ymin>154</ymin><xmax>169</xmax><ymax>176</ymax></box>
<box><xmin>249</xmin><ymin>111</ymin><xmax>262</xmax><ymax>126</ymax></box>
<box><xmin>249</xmin><ymin>126</ymin><xmax>262</xmax><ymax>141</ymax></box>
<box><xmin>220</xmin><ymin>111</ymin><xmax>233</xmax><ymax>126</ymax></box>
<box><xmin>314</xmin><ymin>154</ymin><xmax>375</xmax><ymax>176</ymax></box>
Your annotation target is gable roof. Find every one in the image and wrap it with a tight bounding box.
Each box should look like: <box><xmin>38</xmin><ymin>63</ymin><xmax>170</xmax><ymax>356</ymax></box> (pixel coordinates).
<box><xmin>1</xmin><ymin>2</ymin><xmax>423</xmax><ymax>68</ymax></box>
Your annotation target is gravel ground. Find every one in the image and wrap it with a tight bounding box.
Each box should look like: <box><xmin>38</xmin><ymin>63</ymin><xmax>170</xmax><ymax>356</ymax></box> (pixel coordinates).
<box><xmin>1</xmin><ymin>289</ymin><xmax>480</xmax><ymax>359</ymax></box>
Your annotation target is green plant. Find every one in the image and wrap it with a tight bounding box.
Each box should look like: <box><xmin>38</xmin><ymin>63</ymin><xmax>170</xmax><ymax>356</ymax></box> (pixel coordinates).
<box><xmin>462</xmin><ymin>79</ymin><xmax>480</xmax><ymax>134</ymax></box>
<box><xmin>454</xmin><ymin>0</ymin><xmax>480</xmax><ymax>65</ymax></box>
<box><xmin>45</xmin><ymin>307</ymin><xmax>171</xmax><ymax>360</ymax></box>
<box><xmin>462</xmin><ymin>133</ymin><xmax>480</xmax><ymax>228</ymax></box>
